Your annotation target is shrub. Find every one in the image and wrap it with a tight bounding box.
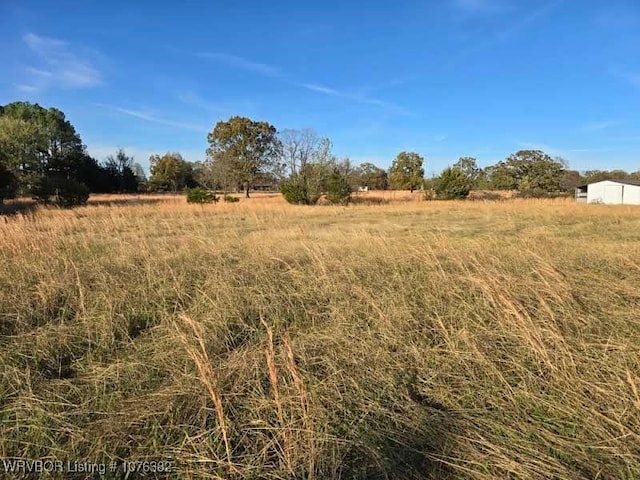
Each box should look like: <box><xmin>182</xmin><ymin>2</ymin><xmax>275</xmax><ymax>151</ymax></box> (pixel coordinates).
<box><xmin>223</xmin><ymin>195</ymin><xmax>239</xmax><ymax>203</ymax></box>
<box><xmin>515</xmin><ymin>189</ymin><xmax>570</xmax><ymax>199</ymax></box>
<box><xmin>31</xmin><ymin>176</ymin><xmax>90</xmax><ymax>207</ymax></box>
<box><xmin>280</xmin><ymin>180</ymin><xmax>310</xmax><ymax>205</ymax></box>
<box><xmin>468</xmin><ymin>191</ymin><xmax>507</xmax><ymax>202</ymax></box>
<box><xmin>423</xmin><ymin>189</ymin><xmax>437</xmax><ymax>201</ymax></box>
<box><xmin>186</xmin><ymin>187</ymin><xmax>218</xmax><ymax>204</ymax></box>
<box><xmin>434</xmin><ymin>167</ymin><xmax>472</xmax><ymax>200</ymax></box>
<box><xmin>325</xmin><ymin>169</ymin><xmax>351</xmax><ymax>205</ymax></box>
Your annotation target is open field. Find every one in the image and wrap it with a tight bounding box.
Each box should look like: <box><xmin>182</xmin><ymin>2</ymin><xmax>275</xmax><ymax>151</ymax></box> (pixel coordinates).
<box><xmin>1</xmin><ymin>193</ymin><xmax>639</xmax><ymax>479</ymax></box>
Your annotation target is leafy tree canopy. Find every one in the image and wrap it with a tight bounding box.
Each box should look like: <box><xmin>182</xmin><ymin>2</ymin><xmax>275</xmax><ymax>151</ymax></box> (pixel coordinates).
<box><xmin>207</xmin><ymin>116</ymin><xmax>282</xmax><ymax>197</ymax></box>
<box><xmin>484</xmin><ymin>150</ymin><xmax>566</xmax><ymax>194</ymax></box>
<box><xmin>148</xmin><ymin>152</ymin><xmax>195</xmax><ymax>192</ymax></box>
<box><xmin>388</xmin><ymin>151</ymin><xmax>425</xmax><ymax>192</ymax></box>
<box><xmin>0</xmin><ymin>101</ymin><xmax>102</xmax><ymax>205</ymax></box>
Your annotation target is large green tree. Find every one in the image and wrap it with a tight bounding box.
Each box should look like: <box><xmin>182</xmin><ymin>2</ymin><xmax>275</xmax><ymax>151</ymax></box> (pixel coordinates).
<box><xmin>148</xmin><ymin>152</ymin><xmax>194</xmax><ymax>192</ymax></box>
<box><xmin>388</xmin><ymin>151</ymin><xmax>425</xmax><ymax>192</ymax></box>
<box><xmin>207</xmin><ymin>116</ymin><xmax>282</xmax><ymax>197</ymax></box>
<box><xmin>0</xmin><ymin>114</ymin><xmax>44</xmax><ymax>189</ymax></box>
<box><xmin>486</xmin><ymin>150</ymin><xmax>566</xmax><ymax>194</ymax></box>
<box><xmin>0</xmin><ymin>102</ymin><xmax>97</xmax><ymax>206</ymax></box>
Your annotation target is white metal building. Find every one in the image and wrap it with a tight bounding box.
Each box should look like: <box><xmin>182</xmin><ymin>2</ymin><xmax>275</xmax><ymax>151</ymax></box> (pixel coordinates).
<box><xmin>576</xmin><ymin>179</ymin><xmax>640</xmax><ymax>205</ymax></box>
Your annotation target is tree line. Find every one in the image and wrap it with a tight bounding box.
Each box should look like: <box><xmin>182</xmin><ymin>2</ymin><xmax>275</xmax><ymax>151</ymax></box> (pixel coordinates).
<box><xmin>0</xmin><ymin>102</ymin><xmax>147</xmax><ymax>205</ymax></box>
<box><xmin>1</xmin><ymin>102</ymin><xmax>638</xmax><ymax>206</ymax></box>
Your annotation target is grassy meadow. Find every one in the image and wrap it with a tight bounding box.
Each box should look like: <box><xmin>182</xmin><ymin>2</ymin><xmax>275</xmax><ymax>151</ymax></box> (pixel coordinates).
<box><xmin>1</xmin><ymin>192</ymin><xmax>639</xmax><ymax>479</ymax></box>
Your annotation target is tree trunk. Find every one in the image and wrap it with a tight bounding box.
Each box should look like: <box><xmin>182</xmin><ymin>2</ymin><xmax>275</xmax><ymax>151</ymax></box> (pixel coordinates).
<box><xmin>245</xmin><ymin>184</ymin><xmax>250</xmax><ymax>198</ymax></box>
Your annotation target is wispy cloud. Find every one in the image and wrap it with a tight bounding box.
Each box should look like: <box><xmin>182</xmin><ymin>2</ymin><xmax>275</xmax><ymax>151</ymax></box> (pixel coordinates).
<box><xmin>177</xmin><ymin>91</ymin><xmax>259</xmax><ymax>118</ymax></box>
<box><xmin>177</xmin><ymin>92</ymin><xmax>226</xmax><ymax>113</ymax></box>
<box><xmin>194</xmin><ymin>51</ymin><xmax>408</xmax><ymax>114</ymax></box>
<box><xmin>296</xmin><ymin>82</ymin><xmax>408</xmax><ymax>114</ymax></box>
<box><xmin>446</xmin><ymin>1</ymin><xmax>564</xmax><ymax>67</ymax></box>
<box><xmin>14</xmin><ymin>84</ymin><xmax>38</xmax><ymax>93</ymax></box>
<box><xmin>95</xmin><ymin>103</ymin><xmax>208</xmax><ymax>132</ymax></box>
<box><xmin>22</xmin><ymin>33</ymin><xmax>102</xmax><ymax>90</ymax></box>
<box><xmin>593</xmin><ymin>6</ymin><xmax>640</xmax><ymax>30</ymax></box>
<box><xmin>452</xmin><ymin>0</ymin><xmax>509</xmax><ymax>14</ymax></box>
<box><xmin>194</xmin><ymin>52</ymin><xmax>281</xmax><ymax>78</ymax></box>
<box><xmin>299</xmin><ymin>83</ymin><xmax>339</xmax><ymax>95</ymax></box>
<box><xmin>611</xmin><ymin>69</ymin><xmax>640</xmax><ymax>89</ymax></box>
<box><xmin>24</xmin><ymin>66</ymin><xmax>53</xmax><ymax>78</ymax></box>
<box><xmin>581</xmin><ymin>120</ymin><xmax>618</xmax><ymax>132</ymax></box>
<box><xmin>603</xmin><ymin>134</ymin><xmax>640</xmax><ymax>143</ymax></box>
<box><xmin>493</xmin><ymin>0</ymin><xmax>563</xmax><ymax>42</ymax></box>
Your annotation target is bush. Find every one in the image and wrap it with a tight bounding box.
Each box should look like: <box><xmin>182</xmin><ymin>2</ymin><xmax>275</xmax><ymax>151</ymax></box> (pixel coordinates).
<box><xmin>515</xmin><ymin>189</ymin><xmax>571</xmax><ymax>199</ymax></box>
<box><xmin>468</xmin><ymin>191</ymin><xmax>507</xmax><ymax>202</ymax></box>
<box><xmin>31</xmin><ymin>176</ymin><xmax>90</xmax><ymax>207</ymax></box>
<box><xmin>325</xmin><ymin>169</ymin><xmax>351</xmax><ymax>205</ymax></box>
<box><xmin>280</xmin><ymin>180</ymin><xmax>310</xmax><ymax>205</ymax></box>
<box><xmin>434</xmin><ymin>167</ymin><xmax>472</xmax><ymax>200</ymax></box>
<box><xmin>186</xmin><ymin>187</ymin><xmax>218</xmax><ymax>204</ymax></box>
<box><xmin>423</xmin><ymin>189</ymin><xmax>437</xmax><ymax>201</ymax></box>
<box><xmin>223</xmin><ymin>195</ymin><xmax>239</xmax><ymax>203</ymax></box>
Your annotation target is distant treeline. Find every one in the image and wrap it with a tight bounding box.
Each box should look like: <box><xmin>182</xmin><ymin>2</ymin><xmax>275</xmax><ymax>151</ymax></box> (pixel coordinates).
<box><xmin>1</xmin><ymin>102</ymin><xmax>638</xmax><ymax>206</ymax></box>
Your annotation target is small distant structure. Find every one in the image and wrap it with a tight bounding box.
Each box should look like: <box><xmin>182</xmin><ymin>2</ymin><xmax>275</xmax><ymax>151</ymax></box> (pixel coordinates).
<box><xmin>250</xmin><ymin>173</ymin><xmax>279</xmax><ymax>192</ymax></box>
<box><xmin>252</xmin><ymin>183</ymin><xmax>277</xmax><ymax>192</ymax></box>
<box><xmin>358</xmin><ymin>186</ymin><xmax>369</xmax><ymax>192</ymax></box>
<box><xmin>576</xmin><ymin>179</ymin><xmax>640</xmax><ymax>205</ymax></box>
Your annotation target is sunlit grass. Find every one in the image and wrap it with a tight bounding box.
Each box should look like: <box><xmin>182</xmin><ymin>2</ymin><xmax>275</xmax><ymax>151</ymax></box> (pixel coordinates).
<box><xmin>1</xmin><ymin>193</ymin><xmax>639</xmax><ymax>478</ymax></box>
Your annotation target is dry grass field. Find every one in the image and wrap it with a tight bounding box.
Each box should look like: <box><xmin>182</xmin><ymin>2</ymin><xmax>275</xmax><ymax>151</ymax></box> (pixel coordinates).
<box><xmin>1</xmin><ymin>192</ymin><xmax>639</xmax><ymax>479</ymax></box>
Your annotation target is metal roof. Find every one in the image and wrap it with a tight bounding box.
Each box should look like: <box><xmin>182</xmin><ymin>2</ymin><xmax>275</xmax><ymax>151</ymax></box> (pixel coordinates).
<box><xmin>578</xmin><ymin>179</ymin><xmax>640</xmax><ymax>188</ymax></box>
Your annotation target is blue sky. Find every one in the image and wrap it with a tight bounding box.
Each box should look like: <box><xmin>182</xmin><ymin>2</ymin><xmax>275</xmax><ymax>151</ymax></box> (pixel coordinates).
<box><xmin>1</xmin><ymin>0</ymin><xmax>639</xmax><ymax>175</ymax></box>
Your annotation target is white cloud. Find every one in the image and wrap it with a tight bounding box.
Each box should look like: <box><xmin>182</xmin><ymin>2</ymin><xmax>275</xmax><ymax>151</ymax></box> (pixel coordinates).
<box><xmin>300</xmin><ymin>83</ymin><xmax>339</xmax><ymax>95</ymax></box>
<box><xmin>23</xmin><ymin>33</ymin><xmax>102</xmax><ymax>90</ymax></box>
<box><xmin>177</xmin><ymin>92</ymin><xmax>226</xmax><ymax>113</ymax></box>
<box><xmin>193</xmin><ymin>50</ymin><xmax>408</xmax><ymax>114</ymax></box>
<box><xmin>298</xmin><ymin>82</ymin><xmax>409</xmax><ymax>114</ymax></box>
<box><xmin>452</xmin><ymin>0</ymin><xmax>508</xmax><ymax>14</ymax></box>
<box><xmin>24</xmin><ymin>66</ymin><xmax>53</xmax><ymax>77</ymax></box>
<box><xmin>195</xmin><ymin>52</ymin><xmax>281</xmax><ymax>77</ymax></box>
<box><xmin>446</xmin><ymin>1</ymin><xmax>564</xmax><ymax>67</ymax></box>
<box><xmin>581</xmin><ymin>120</ymin><xmax>618</xmax><ymax>132</ymax></box>
<box><xmin>94</xmin><ymin>103</ymin><xmax>208</xmax><ymax>132</ymax></box>
<box><xmin>177</xmin><ymin>91</ymin><xmax>259</xmax><ymax>120</ymax></box>
<box><xmin>611</xmin><ymin>69</ymin><xmax>640</xmax><ymax>89</ymax></box>
<box><xmin>14</xmin><ymin>84</ymin><xmax>38</xmax><ymax>93</ymax></box>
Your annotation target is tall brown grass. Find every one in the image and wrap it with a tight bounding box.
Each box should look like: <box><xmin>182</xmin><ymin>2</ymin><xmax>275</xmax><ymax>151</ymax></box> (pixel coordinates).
<box><xmin>0</xmin><ymin>193</ymin><xmax>639</xmax><ymax>478</ymax></box>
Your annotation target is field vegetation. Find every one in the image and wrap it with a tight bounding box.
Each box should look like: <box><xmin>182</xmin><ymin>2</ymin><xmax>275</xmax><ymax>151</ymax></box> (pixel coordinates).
<box><xmin>1</xmin><ymin>193</ymin><xmax>639</xmax><ymax>479</ymax></box>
